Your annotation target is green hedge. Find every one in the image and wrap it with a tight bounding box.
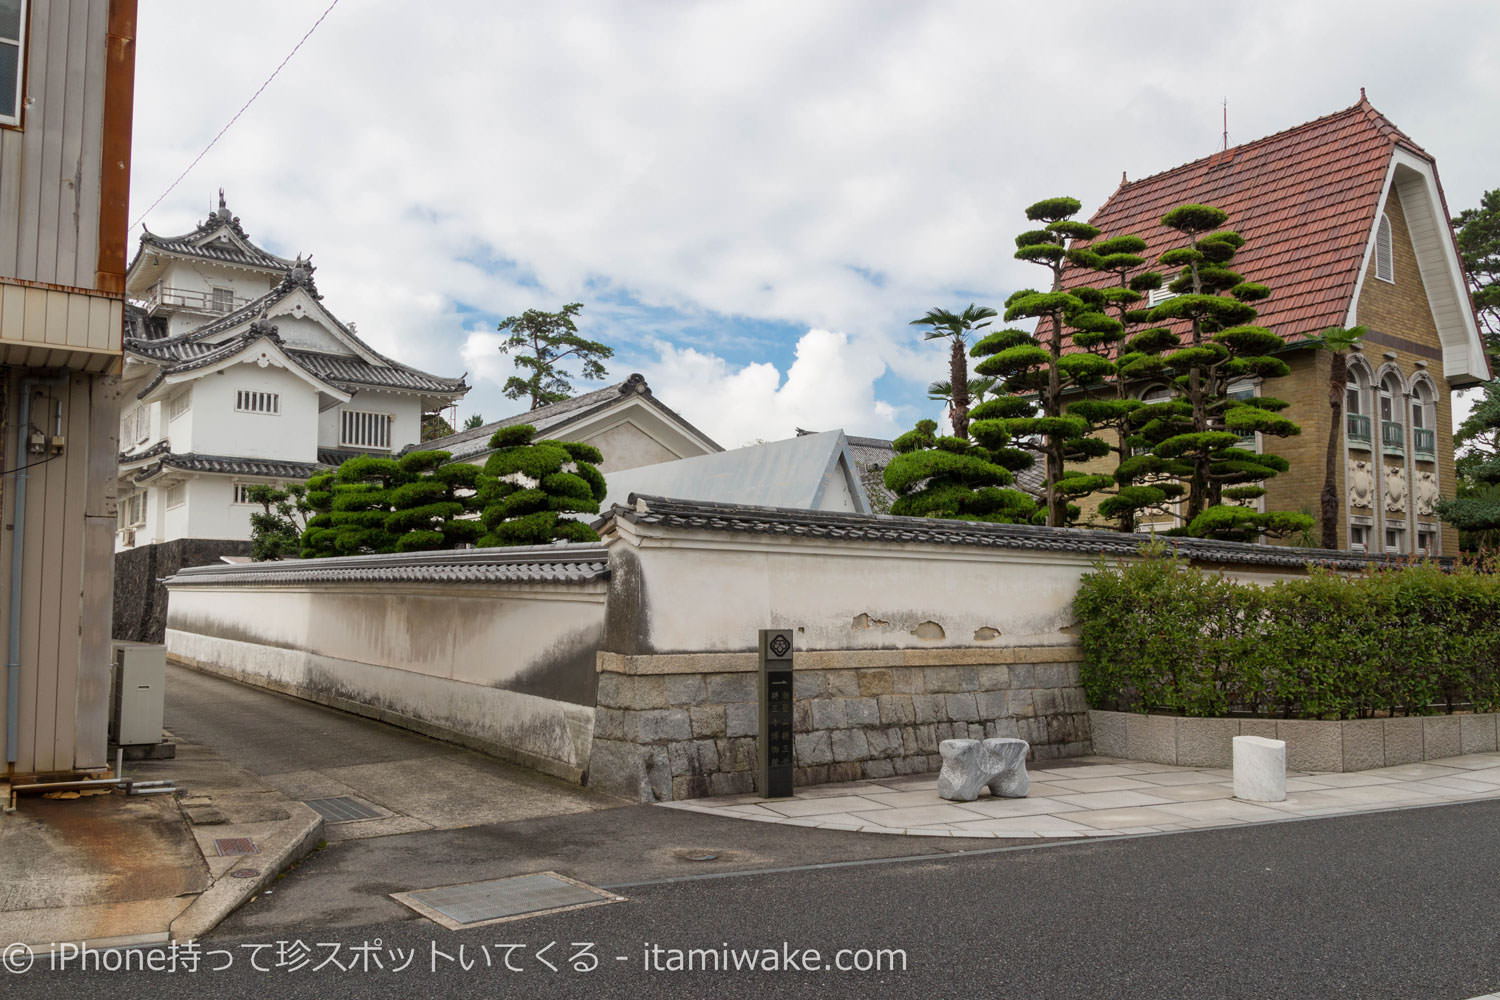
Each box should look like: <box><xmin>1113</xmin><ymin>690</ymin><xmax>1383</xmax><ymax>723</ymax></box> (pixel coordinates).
<box><xmin>1075</xmin><ymin>551</ymin><xmax>1500</xmax><ymax>720</ymax></box>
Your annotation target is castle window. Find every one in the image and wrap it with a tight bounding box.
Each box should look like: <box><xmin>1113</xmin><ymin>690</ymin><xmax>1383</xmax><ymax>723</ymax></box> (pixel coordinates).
<box><xmin>0</xmin><ymin>0</ymin><xmax>26</xmax><ymax>127</ymax></box>
<box><xmin>1374</xmin><ymin>213</ymin><xmax>1394</xmax><ymax>284</ymax></box>
<box><xmin>236</xmin><ymin>390</ymin><xmax>280</xmax><ymax>415</ymax></box>
<box><xmin>340</xmin><ymin>409</ymin><xmax>393</xmax><ymax>450</ymax></box>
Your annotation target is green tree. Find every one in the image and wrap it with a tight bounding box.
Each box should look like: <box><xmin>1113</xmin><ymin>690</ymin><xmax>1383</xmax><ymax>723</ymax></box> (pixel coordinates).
<box><xmin>970</xmin><ymin>197</ymin><xmax>1122</xmax><ymax>527</ymax></box>
<box><xmin>246</xmin><ymin>483</ymin><xmax>310</xmax><ymax>561</ymax></box>
<box><xmin>497</xmin><ymin>302</ymin><xmax>612</xmax><ymax>410</ymax></box>
<box><xmin>909</xmin><ymin>305</ymin><xmax>997</xmax><ymax>439</ymax></box>
<box><xmin>1453</xmin><ymin>188</ymin><xmax>1500</xmax><ymax>350</ymax></box>
<box><xmin>421</xmin><ymin>412</ymin><xmax>455</xmax><ymax>441</ymax></box>
<box><xmin>476</xmin><ymin>424</ymin><xmax>607</xmax><ymax>545</ymax></box>
<box><xmin>881</xmin><ymin>419</ymin><xmax>1038</xmax><ymax>524</ymax></box>
<box><xmin>1306</xmin><ymin>325</ymin><xmax>1367</xmax><ymax>548</ymax></box>
<box><xmin>299</xmin><ymin>451</ymin><xmax>483</xmax><ymax>557</ymax></box>
<box><xmin>463</xmin><ymin>413</ymin><xmax>485</xmax><ymax>430</ymax></box>
<box><xmin>1134</xmin><ymin>204</ymin><xmax>1310</xmax><ymax>541</ymax></box>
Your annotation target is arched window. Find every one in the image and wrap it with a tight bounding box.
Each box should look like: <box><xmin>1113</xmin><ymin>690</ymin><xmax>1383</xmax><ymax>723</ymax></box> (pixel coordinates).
<box><xmin>1410</xmin><ymin>379</ymin><xmax>1436</xmax><ymax>459</ymax></box>
<box><xmin>1345</xmin><ymin>363</ymin><xmax>1373</xmax><ymax>447</ymax></box>
<box><xmin>1375</xmin><ymin>213</ymin><xmax>1395</xmax><ymax>283</ymax></box>
<box><xmin>1379</xmin><ymin>371</ymin><xmax>1405</xmax><ymax>454</ymax></box>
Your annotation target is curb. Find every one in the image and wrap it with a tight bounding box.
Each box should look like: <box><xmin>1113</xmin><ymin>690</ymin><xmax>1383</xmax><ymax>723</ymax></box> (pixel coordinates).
<box><xmin>169</xmin><ymin>804</ymin><xmax>325</xmax><ymax>942</ymax></box>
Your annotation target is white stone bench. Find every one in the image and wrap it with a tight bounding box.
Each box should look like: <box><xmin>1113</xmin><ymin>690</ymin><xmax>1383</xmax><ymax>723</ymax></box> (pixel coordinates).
<box><xmin>937</xmin><ymin>737</ymin><xmax>1030</xmax><ymax>802</ymax></box>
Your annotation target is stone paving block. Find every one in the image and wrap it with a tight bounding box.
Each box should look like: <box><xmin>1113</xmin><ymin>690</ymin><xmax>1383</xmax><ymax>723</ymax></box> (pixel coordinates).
<box><xmin>1341</xmin><ymin>720</ymin><xmax>1385</xmax><ymax>772</ymax></box>
<box><xmin>1461</xmin><ymin>714</ymin><xmax>1499</xmax><ymax>755</ymax></box>
<box><xmin>1423</xmin><ymin>716</ymin><xmax>1462</xmax><ymax>761</ymax></box>
<box><xmin>1276</xmin><ymin>720</ymin><xmax>1341</xmax><ymax>773</ymax></box>
<box><xmin>861</xmin><ymin>758</ymin><xmax>895</xmax><ymax>779</ymax></box>
<box><xmin>1383</xmin><ymin>717</ymin><xmax>1423</xmax><ymax>766</ymax></box>
<box><xmin>1175</xmin><ymin>718</ymin><xmax>1239</xmax><ymax>768</ymax></box>
<box><xmin>1126</xmin><ymin>712</ymin><xmax>1177</xmax><ymax>766</ymax></box>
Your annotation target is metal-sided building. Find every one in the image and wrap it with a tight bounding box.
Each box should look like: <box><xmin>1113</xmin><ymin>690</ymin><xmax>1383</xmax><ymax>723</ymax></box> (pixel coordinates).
<box><xmin>0</xmin><ymin>0</ymin><xmax>136</xmax><ymax>781</ymax></box>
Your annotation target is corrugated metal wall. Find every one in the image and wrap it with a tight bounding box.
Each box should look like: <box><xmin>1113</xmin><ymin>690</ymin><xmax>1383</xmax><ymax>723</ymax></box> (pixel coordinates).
<box><xmin>0</xmin><ymin>0</ymin><xmax>108</xmax><ymax>291</ymax></box>
<box><xmin>0</xmin><ymin>368</ymin><xmax>119</xmax><ymax>774</ymax></box>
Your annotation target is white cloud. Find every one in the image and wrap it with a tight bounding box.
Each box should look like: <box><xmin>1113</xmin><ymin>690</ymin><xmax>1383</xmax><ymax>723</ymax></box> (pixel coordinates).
<box><xmin>642</xmin><ymin>329</ymin><xmax>901</xmax><ymax>448</ymax></box>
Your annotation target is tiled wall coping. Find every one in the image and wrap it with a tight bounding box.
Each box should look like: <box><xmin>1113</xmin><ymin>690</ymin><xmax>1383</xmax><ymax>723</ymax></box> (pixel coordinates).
<box><xmin>1089</xmin><ymin>709</ymin><xmax>1500</xmax><ymax>772</ymax></box>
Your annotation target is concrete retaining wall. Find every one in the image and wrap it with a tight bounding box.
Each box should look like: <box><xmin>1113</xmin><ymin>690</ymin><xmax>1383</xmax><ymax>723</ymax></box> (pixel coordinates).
<box><xmin>1090</xmin><ymin>709</ymin><xmax>1500</xmax><ymax>772</ymax></box>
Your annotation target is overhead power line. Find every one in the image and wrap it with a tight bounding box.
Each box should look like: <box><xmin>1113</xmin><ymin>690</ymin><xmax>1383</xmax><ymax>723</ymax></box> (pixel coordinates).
<box><xmin>129</xmin><ymin>0</ymin><xmax>343</xmax><ymax>231</ymax></box>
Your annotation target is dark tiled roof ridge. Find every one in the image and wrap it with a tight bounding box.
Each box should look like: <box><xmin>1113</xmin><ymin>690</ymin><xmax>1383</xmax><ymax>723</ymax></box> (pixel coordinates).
<box><xmin>608</xmin><ymin>495</ymin><xmax>1399</xmax><ymax>571</ymax></box>
<box><xmin>165</xmin><ymin>542</ymin><xmax>611</xmax><ymax>588</ymax></box>
<box><xmin>1107</xmin><ymin>96</ymin><xmax>1422</xmax><ymax>206</ymax></box>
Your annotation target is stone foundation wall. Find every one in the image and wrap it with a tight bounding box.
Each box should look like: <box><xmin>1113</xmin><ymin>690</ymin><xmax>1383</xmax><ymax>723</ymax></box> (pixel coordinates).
<box><xmin>589</xmin><ymin>647</ymin><xmax>1092</xmax><ymax>802</ymax></box>
<box><xmin>114</xmin><ymin>539</ymin><xmax>253</xmax><ymax>643</ymax></box>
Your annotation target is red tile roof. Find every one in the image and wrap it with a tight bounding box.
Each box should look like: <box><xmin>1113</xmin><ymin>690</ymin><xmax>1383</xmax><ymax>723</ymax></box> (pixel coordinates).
<box><xmin>1063</xmin><ymin>97</ymin><xmax>1430</xmax><ymax>349</ymax></box>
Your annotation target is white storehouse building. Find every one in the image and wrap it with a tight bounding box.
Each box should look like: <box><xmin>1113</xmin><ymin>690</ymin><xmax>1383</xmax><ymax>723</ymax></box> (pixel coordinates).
<box><xmin>116</xmin><ymin>194</ymin><xmax>469</xmax><ymax>550</ymax></box>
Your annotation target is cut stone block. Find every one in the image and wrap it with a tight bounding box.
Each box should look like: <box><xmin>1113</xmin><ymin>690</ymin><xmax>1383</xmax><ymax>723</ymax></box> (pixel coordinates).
<box><xmin>937</xmin><ymin>737</ymin><xmax>1030</xmax><ymax>802</ymax></box>
<box><xmin>1232</xmin><ymin>735</ymin><xmax>1286</xmax><ymax>803</ymax></box>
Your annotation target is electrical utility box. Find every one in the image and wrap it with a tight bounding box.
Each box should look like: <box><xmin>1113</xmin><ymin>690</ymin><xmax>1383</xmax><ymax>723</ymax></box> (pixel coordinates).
<box><xmin>758</xmin><ymin>628</ymin><xmax>795</xmax><ymax>798</ymax></box>
<box><xmin>110</xmin><ymin>641</ymin><xmax>166</xmax><ymax>746</ymax></box>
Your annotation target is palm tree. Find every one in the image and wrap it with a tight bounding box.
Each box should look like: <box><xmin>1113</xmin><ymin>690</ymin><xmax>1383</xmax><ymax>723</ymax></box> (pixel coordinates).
<box><xmin>910</xmin><ymin>305</ymin><xmax>997</xmax><ymax>439</ymax></box>
<box><xmin>1308</xmin><ymin>325</ymin><xmax>1366</xmax><ymax>549</ymax></box>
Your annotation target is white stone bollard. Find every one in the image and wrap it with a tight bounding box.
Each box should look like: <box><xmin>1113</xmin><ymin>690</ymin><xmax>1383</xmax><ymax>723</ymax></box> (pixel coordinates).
<box><xmin>1232</xmin><ymin>735</ymin><xmax>1287</xmax><ymax>802</ymax></box>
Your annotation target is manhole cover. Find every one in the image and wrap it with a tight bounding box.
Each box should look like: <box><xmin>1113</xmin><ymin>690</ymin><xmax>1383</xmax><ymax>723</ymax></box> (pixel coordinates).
<box><xmin>392</xmin><ymin>872</ymin><xmax>621</xmax><ymax>930</ymax></box>
<box><xmin>230</xmin><ymin>869</ymin><xmax>260</xmax><ymax>879</ymax></box>
<box><xmin>214</xmin><ymin>837</ymin><xmax>258</xmax><ymax>857</ymax></box>
<box><xmin>304</xmin><ymin>796</ymin><xmax>383</xmax><ymax>823</ymax></box>
<box><xmin>683</xmin><ymin>852</ymin><xmax>719</xmax><ymax>862</ymax></box>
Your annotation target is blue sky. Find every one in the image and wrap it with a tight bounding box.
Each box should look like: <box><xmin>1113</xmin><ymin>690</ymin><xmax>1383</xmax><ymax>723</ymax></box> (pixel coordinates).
<box><xmin>128</xmin><ymin>1</ymin><xmax>1500</xmax><ymax>448</ymax></box>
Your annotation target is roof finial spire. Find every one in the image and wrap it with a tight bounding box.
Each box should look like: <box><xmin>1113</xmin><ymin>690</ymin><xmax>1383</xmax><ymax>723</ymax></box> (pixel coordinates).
<box><xmin>1360</xmin><ymin>86</ymin><xmax>1367</xmax><ymax>102</ymax></box>
<box><xmin>1222</xmin><ymin>97</ymin><xmax>1229</xmax><ymax>151</ymax></box>
<box><xmin>218</xmin><ymin>187</ymin><xmax>226</xmax><ymax>212</ymax></box>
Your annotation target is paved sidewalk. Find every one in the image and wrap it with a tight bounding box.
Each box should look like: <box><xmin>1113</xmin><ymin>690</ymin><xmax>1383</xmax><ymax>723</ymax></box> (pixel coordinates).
<box><xmin>659</xmin><ymin>753</ymin><xmax>1500</xmax><ymax>838</ymax></box>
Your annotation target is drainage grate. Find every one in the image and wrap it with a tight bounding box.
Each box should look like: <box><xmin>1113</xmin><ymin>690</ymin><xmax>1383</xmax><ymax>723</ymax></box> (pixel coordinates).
<box><xmin>392</xmin><ymin>872</ymin><xmax>620</xmax><ymax>930</ymax></box>
<box><xmin>304</xmin><ymin>796</ymin><xmax>384</xmax><ymax>823</ymax></box>
<box><xmin>214</xmin><ymin>837</ymin><xmax>258</xmax><ymax>857</ymax></box>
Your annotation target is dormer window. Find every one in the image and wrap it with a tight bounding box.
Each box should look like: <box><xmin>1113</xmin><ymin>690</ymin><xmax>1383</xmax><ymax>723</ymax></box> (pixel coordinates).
<box><xmin>1374</xmin><ymin>213</ymin><xmax>1395</xmax><ymax>284</ymax></box>
<box><xmin>1147</xmin><ymin>288</ymin><xmax>1180</xmax><ymax>308</ymax></box>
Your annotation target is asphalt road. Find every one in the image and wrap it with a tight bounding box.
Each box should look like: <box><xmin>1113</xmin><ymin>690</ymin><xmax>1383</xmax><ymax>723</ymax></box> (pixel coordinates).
<box><xmin>19</xmin><ymin>665</ymin><xmax>1496</xmax><ymax>998</ymax></box>
<box><xmin>9</xmin><ymin>800</ymin><xmax>1500</xmax><ymax>998</ymax></box>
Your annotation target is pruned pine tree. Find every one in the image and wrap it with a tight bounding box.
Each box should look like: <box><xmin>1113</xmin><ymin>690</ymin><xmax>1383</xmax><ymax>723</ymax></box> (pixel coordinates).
<box><xmin>882</xmin><ymin>419</ymin><xmax>1038</xmax><ymax>523</ymax></box>
<box><xmin>1135</xmin><ymin>204</ymin><xmax>1310</xmax><ymax>542</ymax></box>
<box><xmin>476</xmin><ymin>424</ymin><xmax>607</xmax><ymax>545</ymax></box>
<box><xmin>246</xmin><ymin>482</ymin><xmax>310</xmax><ymax>560</ymax></box>
<box><xmin>1060</xmin><ymin>235</ymin><xmax>1179</xmax><ymax>532</ymax></box>
<box><xmin>497</xmin><ymin>303</ymin><xmax>613</xmax><ymax>410</ymax></box>
<box><xmin>969</xmin><ymin>197</ymin><xmax>1119</xmax><ymax>527</ymax></box>
<box><xmin>299</xmin><ymin>451</ymin><xmax>483</xmax><ymax>557</ymax></box>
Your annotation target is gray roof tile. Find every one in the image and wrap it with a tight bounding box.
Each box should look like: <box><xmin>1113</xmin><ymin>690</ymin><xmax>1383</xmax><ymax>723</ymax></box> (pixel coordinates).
<box><xmin>165</xmin><ymin>543</ymin><xmax>610</xmax><ymax>587</ymax></box>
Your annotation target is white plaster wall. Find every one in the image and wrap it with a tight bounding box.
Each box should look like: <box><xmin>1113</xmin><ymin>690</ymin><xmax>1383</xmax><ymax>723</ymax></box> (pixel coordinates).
<box><xmin>185</xmin><ymin>476</ymin><xmax>255</xmax><ymax>542</ymax></box>
<box><xmin>165</xmin><ymin>387</ymin><xmax>194</xmax><ymax>452</ymax></box>
<box><xmin>157</xmin><ymin>261</ymin><xmax>278</xmax><ymax>338</ymax></box>
<box><xmin>162</xmin><ymin>481</ymin><xmax>192</xmax><ymax>541</ymax></box>
<box><xmin>268</xmin><ymin>311</ymin><xmax>347</xmax><ymax>354</ymax></box>
<box><xmin>318</xmin><ymin>390</ymin><xmax>424</xmax><ymax>453</ymax></box>
<box><xmin>607</xmin><ymin>522</ymin><xmax>1311</xmax><ymax>657</ymax></box>
<box><xmin>164</xmin><ymin>578</ymin><xmax>606</xmax><ymax>778</ymax></box>
<box><xmin>587</xmin><ymin>420</ymin><xmax>684</xmax><ymax>472</ymax></box>
<box><xmin>189</xmin><ymin>363</ymin><xmax>319</xmax><ymax>462</ymax></box>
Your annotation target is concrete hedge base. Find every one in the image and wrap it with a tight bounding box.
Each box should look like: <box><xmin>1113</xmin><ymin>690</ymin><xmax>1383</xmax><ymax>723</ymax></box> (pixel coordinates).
<box><xmin>1089</xmin><ymin>709</ymin><xmax>1500</xmax><ymax>772</ymax></box>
